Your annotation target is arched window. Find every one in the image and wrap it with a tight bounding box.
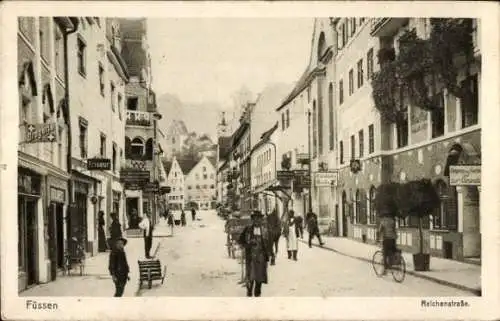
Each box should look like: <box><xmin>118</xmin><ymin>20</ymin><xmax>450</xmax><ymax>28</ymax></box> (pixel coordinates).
<box><xmin>130</xmin><ymin>137</ymin><xmax>145</xmax><ymax>158</ymax></box>
<box><xmin>433</xmin><ymin>180</ymin><xmax>458</xmax><ymax>230</ymax></box>
<box><xmin>145</xmin><ymin>138</ymin><xmax>153</xmax><ymax>160</ymax></box>
<box><xmin>317</xmin><ymin>32</ymin><xmax>326</xmax><ymax>61</ymax></box>
<box><xmin>312</xmin><ymin>100</ymin><xmax>317</xmax><ymax>157</ymax></box>
<box><xmin>368</xmin><ymin>186</ymin><xmax>376</xmax><ymax>224</ymax></box>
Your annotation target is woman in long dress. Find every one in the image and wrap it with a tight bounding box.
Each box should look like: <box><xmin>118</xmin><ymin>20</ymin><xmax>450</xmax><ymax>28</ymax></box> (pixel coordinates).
<box><xmin>98</xmin><ymin>211</ymin><xmax>108</xmax><ymax>252</ymax></box>
<box><xmin>284</xmin><ymin>210</ymin><xmax>299</xmax><ymax>261</ymax></box>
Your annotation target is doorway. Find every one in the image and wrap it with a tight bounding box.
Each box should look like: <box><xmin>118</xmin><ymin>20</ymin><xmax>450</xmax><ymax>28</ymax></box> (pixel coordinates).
<box><xmin>75</xmin><ymin>193</ymin><xmax>88</xmax><ymax>252</ymax></box>
<box><xmin>18</xmin><ymin>197</ymin><xmax>38</xmax><ymax>286</ymax></box>
<box><xmin>48</xmin><ymin>203</ymin><xmax>65</xmax><ymax>280</ymax></box>
<box><xmin>126</xmin><ymin>197</ymin><xmax>139</xmax><ymax>229</ymax></box>
<box><xmin>341</xmin><ymin>191</ymin><xmax>348</xmax><ymax>237</ymax></box>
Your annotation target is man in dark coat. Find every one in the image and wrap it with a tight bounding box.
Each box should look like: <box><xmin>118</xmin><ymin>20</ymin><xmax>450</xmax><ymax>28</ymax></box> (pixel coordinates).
<box><xmin>306</xmin><ymin>211</ymin><xmax>324</xmax><ymax>248</ymax></box>
<box><xmin>109</xmin><ymin>212</ymin><xmax>122</xmax><ymax>250</ymax></box>
<box><xmin>191</xmin><ymin>208</ymin><xmax>196</xmax><ymax>221</ymax></box>
<box><xmin>238</xmin><ymin>210</ymin><xmax>273</xmax><ymax>297</ymax></box>
<box><xmin>295</xmin><ymin>215</ymin><xmax>304</xmax><ymax>239</ymax></box>
<box><xmin>108</xmin><ymin>237</ymin><xmax>130</xmax><ymax>297</ymax></box>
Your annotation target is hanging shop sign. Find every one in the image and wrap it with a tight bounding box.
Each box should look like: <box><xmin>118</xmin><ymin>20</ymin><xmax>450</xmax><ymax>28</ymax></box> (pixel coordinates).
<box><xmin>314</xmin><ymin>171</ymin><xmax>338</xmax><ymax>187</ymax></box>
<box><xmin>293</xmin><ymin>170</ymin><xmax>310</xmax><ymax>191</ymax></box>
<box><xmin>143</xmin><ymin>182</ymin><xmax>159</xmax><ymax>193</ymax></box>
<box><xmin>87</xmin><ymin>158</ymin><xmax>111</xmax><ymax>171</ymax></box>
<box><xmin>449</xmin><ymin>165</ymin><xmax>481</xmax><ymax>186</ymax></box>
<box><xmin>120</xmin><ymin>169</ymin><xmax>150</xmax><ymax>183</ymax></box>
<box><xmin>350</xmin><ymin>159</ymin><xmax>362</xmax><ymax>174</ymax></box>
<box><xmin>23</xmin><ymin>122</ymin><xmax>57</xmax><ymax>143</ymax></box>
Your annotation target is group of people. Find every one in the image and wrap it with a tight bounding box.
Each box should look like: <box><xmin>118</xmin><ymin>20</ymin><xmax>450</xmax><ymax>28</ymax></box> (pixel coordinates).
<box><xmin>237</xmin><ymin>209</ymin><xmax>324</xmax><ymax>297</ymax></box>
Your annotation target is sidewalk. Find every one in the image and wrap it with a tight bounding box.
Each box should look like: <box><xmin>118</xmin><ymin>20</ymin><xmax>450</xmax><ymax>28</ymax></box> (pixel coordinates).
<box><xmin>300</xmin><ymin>236</ymin><xmax>481</xmax><ymax>296</ymax></box>
<box><xmin>20</xmin><ymin>236</ymin><xmax>163</xmax><ymax>297</ymax></box>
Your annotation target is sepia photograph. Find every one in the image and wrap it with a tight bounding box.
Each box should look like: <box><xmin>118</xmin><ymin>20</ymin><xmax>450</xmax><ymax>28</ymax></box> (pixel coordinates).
<box><xmin>1</xmin><ymin>1</ymin><xmax>499</xmax><ymax>320</ymax></box>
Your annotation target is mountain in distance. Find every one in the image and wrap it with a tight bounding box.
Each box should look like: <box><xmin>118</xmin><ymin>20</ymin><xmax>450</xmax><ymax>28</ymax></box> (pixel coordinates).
<box><xmin>156</xmin><ymin>93</ymin><xmax>224</xmax><ymax>141</ymax></box>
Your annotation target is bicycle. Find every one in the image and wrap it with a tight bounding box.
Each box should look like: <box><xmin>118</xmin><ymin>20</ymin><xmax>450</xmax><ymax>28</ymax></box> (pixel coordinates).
<box><xmin>371</xmin><ymin>245</ymin><xmax>406</xmax><ymax>283</ymax></box>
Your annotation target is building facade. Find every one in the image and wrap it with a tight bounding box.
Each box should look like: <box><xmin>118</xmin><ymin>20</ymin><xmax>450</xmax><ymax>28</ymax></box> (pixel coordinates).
<box><xmin>333</xmin><ymin>18</ymin><xmax>481</xmax><ymax>262</ymax></box>
<box><xmin>164</xmin><ymin>157</ymin><xmax>186</xmax><ymax>209</ymax></box>
<box><xmin>17</xmin><ymin>16</ymin><xmax>77</xmax><ymax>291</ymax></box>
<box><xmin>164</xmin><ymin>119</ymin><xmax>188</xmax><ymax>159</ymax></box>
<box><xmin>185</xmin><ymin>156</ymin><xmax>217</xmax><ymax>210</ymax></box>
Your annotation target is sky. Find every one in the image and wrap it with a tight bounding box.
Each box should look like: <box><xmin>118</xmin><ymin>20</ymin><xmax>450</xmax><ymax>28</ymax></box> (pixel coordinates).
<box><xmin>147</xmin><ymin>18</ymin><xmax>314</xmax><ymax>108</ymax></box>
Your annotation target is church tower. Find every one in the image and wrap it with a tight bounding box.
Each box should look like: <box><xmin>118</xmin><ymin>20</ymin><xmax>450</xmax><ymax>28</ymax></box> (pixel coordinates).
<box><xmin>216</xmin><ymin>111</ymin><xmax>228</xmax><ymax>138</ymax></box>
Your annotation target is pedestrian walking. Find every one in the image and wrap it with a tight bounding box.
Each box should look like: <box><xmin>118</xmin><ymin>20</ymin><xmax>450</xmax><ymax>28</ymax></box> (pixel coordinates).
<box><xmin>167</xmin><ymin>212</ymin><xmax>174</xmax><ymax>235</ymax></box>
<box><xmin>139</xmin><ymin>212</ymin><xmax>154</xmax><ymax>259</ymax></box>
<box><xmin>238</xmin><ymin>210</ymin><xmax>273</xmax><ymax>297</ymax></box>
<box><xmin>306</xmin><ymin>211</ymin><xmax>324</xmax><ymax>248</ymax></box>
<box><xmin>108</xmin><ymin>212</ymin><xmax>122</xmax><ymax>250</ymax></box>
<box><xmin>181</xmin><ymin>210</ymin><xmax>187</xmax><ymax>226</ymax></box>
<box><xmin>283</xmin><ymin>210</ymin><xmax>299</xmax><ymax>261</ymax></box>
<box><xmin>108</xmin><ymin>237</ymin><xmax>130</xmax><ymax>297</ymax></box>
<box><xmin>191</xmin><ymin>207</ymin><xmax>196</xmax><ymax>221</ymax></box>
<box><xmin>295</xmin><ymin>215</ymin><xmax>304</xmax><ymax>239</ymax></box>
<box><xmin>98</xmin><ymin>211</ymin><xmax>108</xmax><ymax>252</ymax></box>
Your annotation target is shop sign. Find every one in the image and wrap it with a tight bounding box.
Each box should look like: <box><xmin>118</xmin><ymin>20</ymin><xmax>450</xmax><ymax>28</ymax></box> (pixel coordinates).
<box><xmin>50</xmin><ymin>187</ymin><xmax>65</xmax><ymax>203</ymax></box>
<box><xmin>24</xmin><ymin>122</ymin><xmax>57</xmax><ymax>143</ymax></box>
<box><xmin>143</xmin><ymin>182</ymin><xmax>159</xmax><ymax>193</ymax></box>
<box><xmin>314</xmin><ymin>171</ymin><xmax>338</xmax><ymax>187</ymax></box>
<box><xmin>120</xmin><ymin>169</ymin><xmax>150</xmax><ymax>183</ymax></box>
<box><xmin>449</xmin><ymin>165</ymin><xmax>481</xmax><ymax>186</ymax></box>
<box><xmin>87</xmin><ymin>158</ymin><xmax>111</xmax><ymax>171</ymax></box>
<box><xmin>277</xmin><ymin>170</ymin><xmax>294</xmax><ymax>181</ymax></box>
<box><xmin>124</xmin><ymin>182</ymin><xmax>143</xmax><ymax>190</ymax></box>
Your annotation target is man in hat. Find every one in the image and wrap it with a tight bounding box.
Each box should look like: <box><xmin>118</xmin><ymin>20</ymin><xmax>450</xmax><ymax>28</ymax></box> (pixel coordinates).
<box><xmin>108</xmin><ymin>237</ymin><xmax>130</xmax><ymax>297</ymax></box>
<box><xmin>238</xmin><ymin>210</ymin><xmax>273</xmax><ymax>297</ymax></box>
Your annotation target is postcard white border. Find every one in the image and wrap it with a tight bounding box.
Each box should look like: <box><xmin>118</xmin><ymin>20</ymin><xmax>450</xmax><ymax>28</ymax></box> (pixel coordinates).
<box><xmin>1</xmin><ymin>1</ymin><xmax>499</xmax><ymax>320</ymax></box>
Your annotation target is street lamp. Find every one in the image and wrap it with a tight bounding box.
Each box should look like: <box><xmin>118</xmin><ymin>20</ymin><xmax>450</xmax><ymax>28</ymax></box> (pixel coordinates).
<box><xmin>306</xmin><ymin>106</ymin><xmax>313</xmax><ymax>214</ymax></box>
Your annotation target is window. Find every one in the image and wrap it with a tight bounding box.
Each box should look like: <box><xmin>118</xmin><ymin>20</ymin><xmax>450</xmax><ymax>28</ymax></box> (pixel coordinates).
<box><xmin>127</xmin><ymin>97</ymin><xmax>138</xmax><ymax>110</ymax></box>
<box><xmin>342</xmin><ymin>22</ymin><xmax>348</xmax><ymax>46</ymax></box>
<box><xmin>196</xmin><ymin>185</ymin><xmax>200</xmax><ymax>189</ymax></box>
<box><xmin>39</xmin><ymin>18</ymin><xmax>50</xmax><ymax>62</ymax></box>
<box><xmin>351</xmin><ymin>18</ymin><xmax>357</xmax><ymax>36</ymax></box>
<box><xmin>210</xmin><ymin>184</ymin><xmax>215</xmax><ymax>189</ymax></box>
<box><xmin>318</xmin><ymin>95</ymin><xmax>324</xmax><ymax>154</ymax></box>
<box><xmin>354</xmin><ymin>189</ymin><xmax>367</xmax><ymax>224</ymax></box>
<box><xmin>367</xmin><ymin>48</ymin><xmax>374</xmax><ymax>80</ymax></box>
<box><xmin>195</xmin><ymin>174</ymin><xmax>199</xmax><ymax>179</ymax></box>
<box><xmin>357</xmin><ymin>59</ymin><xmax>364</xmax><ymax>88</ymax></box>
<box><xmin>433</xmin><ymin>180</ymin><xmax>458</xmax><ymax>230</ymax></box>
<box><xmin>112</xmin><ymin>143</ymin><xmax>117</xmax><ymax>172</ymax></box>
<box><xmin>460</xmin><ymin>74</ymin><xmax>479</xmax><ymax>128</ymax></box>
<box><xmin>358</xmin><ymin>129</ymin><xmax>364</xmax><ymax>158</ymax></box>
<box><xmin>188</xmin><ymin>185</ymin><xmax>192</xmax><ymax>190</ymax></box>
<box><xmin>396</xmin><ymin>107</ymin><xmax>409</xmax><ymax>148</ymax></box>
<box><xmin>350</xmin><ymin>135</ymin><xmax>355</xmax><ymax>160</ymax></box>
<box><xmin>77</xmin><ymin>36</ymin><xmax>86</xmax><ymax>76</ymax></box>
<box><xmin>360</xmin><ymin>18</ymin><xmax>366</xmax><ymax>24</ymax></box>
<box><xmin>368</xmin><ymin>124</ymin><xmax>374</xmax><ymax>154</ymax></box>
<box><xmin>203</xmin><ymin>166</ymin><xmax>207</xmax><ymax>172</ymax></box>
<box><xmin>431</xmin><ymin>91</ymin><xmax>445</xmax><ymax>138</ymax></box>
<box><xmin>349</xmin><ymin>69</ymin><xmax>354</xmax><ymax>95</ymax></box>
<box><xmin>286</xmin><ymin>109</ymin><xmax>290</xmax><ymax>128</ymax></box>
<box><xmin>339</xmin><ymin>79</ymin><xmax>344</xmax><ymax>105</ymax></box>
<box><xmin>339</xmin><ymin>141</ymin><xmax>344</xmax><ymax>164</ymax></box>
<box><xmin>100</xmin><ymin>133</ymin><xmax>106</xmax><ymax>157</ymax></box>
<box><xmin>119</xmin><ymin>148</ymin><xmax>123</xmax><ymax>162</ymax></box>
<box><xmin>54</xmin><ymin>25</ymin><xmax>64</xmax><ymax>77</ymax></box>
<box><xmin>130</xmin><ymin>137</ymin><xmax>145</xmax><ymax>157</ymax></box>
<box><xmin>110</xmin><ymin>82</ymin><xmax>115</xmax><ymax>111</ymax></box>
<box><xmin>203</xmin><ymin>185</ymin><xmax>207</xmax><ymax>189</ymax></box>
<box><xmin>312</xmin><ymin>101</ymin><xmax>317</xmax><ymax>158</ymax></box>
<box><xmin>282</xmin><ymin>113</ymin><xmax>285</xmax><ymax>130</ymax></box>
<box><xmin>79</xmin><ymin>120</ymin><xmax>88</xmax><ymax>158</ymax></box>
<box><xmin>368</xmin><ymin>186</ymin><xmax>376</xmax><ymax>224</ymax></box>
<box><xmin>117</xmin><ymin>93</ymin><xmax>123</xmax><ymax>120</ymax></box>
<box><xmin>98</xmin><ymin>64</ymin><xmax>105</xmax><ymax>95</ymax></box>
<box><xmin>203</xmin><ymin>174</ymin><xmax>208</xmax><ymax>180</ymax></box>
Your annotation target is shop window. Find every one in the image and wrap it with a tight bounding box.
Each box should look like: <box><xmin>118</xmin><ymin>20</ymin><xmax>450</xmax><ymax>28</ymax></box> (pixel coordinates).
<box><xmin>368</xmin><ymin>186</ymin><xmax>376</xmax><ymax>224</ymax></box>
<box><xmin>460</xmin><ymin>74</ymin><xmax>479</xmax><ymax>128</ymax></box>
<box><xmin>433</xmin><ymin>180</ymin><xmax>458</xmax><ymax>230</ymax></box>
<box><xmin>431</xmin><ymin>91</ymin><xmax>445</xmax><ymax>138</ymax></box>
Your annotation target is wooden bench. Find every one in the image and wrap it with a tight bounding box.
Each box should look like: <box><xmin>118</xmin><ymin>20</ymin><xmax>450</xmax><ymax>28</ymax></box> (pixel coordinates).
<box><xmin>138</xmin><ymin>260</ymin><xmax>167</xmax><ymax>289</ymax></box>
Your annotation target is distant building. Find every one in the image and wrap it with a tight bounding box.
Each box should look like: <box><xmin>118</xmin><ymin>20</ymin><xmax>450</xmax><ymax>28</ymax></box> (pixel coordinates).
<box><xmin>185</xmin><ymin>156</ymin><xmax>217</xmax><ymax>210</ymax></box>
<box><xmin>164</xmin><ymin>119</ymin><xmax>188</xmax><ymax>159</ymax></box>
<box><xmin>164</xmin><ymin>157</ymin><xmax>185</xmax><ymax>210</ymax></box>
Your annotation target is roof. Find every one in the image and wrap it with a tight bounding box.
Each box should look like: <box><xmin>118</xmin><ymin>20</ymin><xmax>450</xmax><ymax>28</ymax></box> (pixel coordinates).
<box><xmin>207</xmin><ymin>156</ymin><xmax>217</xmax><ymax>167</ymax></box>
<box><xmin>231</xmin><ymin>122</ymin><xmax>250</xmax><ymax>148</ymax></box>
<box><xmin>276</xmin><ymin>67</ymin><xmax>311</xmax><ymax>112</ymax></box>
<box><xmin>176</xmin><ymin>157</ymin><xmax>200</xmax><ymax>175</ymax></box>
<box><xmin>161</xmin><ymin>159</ymin><xmax>173</xmax><ymax>176</ymax></box>
<box><xmin>251</xmin><ymin>122</ymin><xmax>279</xmax><ymax>154</ymax></box>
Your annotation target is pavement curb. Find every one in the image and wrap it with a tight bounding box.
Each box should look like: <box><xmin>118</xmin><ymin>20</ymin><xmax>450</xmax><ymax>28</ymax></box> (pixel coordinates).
<box><xmin>299</xmin><ymin>239</ymin><xmax>481</xmax><ymax>296</ymax></box>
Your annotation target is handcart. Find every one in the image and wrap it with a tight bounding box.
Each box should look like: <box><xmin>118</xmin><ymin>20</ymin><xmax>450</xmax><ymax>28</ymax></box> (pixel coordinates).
<box><xmin>224</xmin><ymin>217</ymin><xmax>251</xmax><ymax>259</ymax></box>
<box><xmin>63</xmin><ymin>237</ymin><xmax>86</xmax><ymax>276</ymax></box>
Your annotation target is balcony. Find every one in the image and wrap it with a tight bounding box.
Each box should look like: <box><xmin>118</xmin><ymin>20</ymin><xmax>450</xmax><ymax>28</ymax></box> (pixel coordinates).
<box><xmin>126</xmin><ymin>110</ymin><xmax>151</xmax><ymax>127</ymax></box>
<box><xmin>370</xmin><ymin>18</ymin><xmax>409</xmax><ymax>37</ymax></box>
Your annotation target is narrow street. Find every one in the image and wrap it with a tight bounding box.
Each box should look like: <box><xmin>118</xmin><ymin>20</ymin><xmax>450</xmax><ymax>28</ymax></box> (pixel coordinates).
<box><xmin>142</xmin><ymin>211</ymin><xmax>473</xmax><ymax>297</ymax></box>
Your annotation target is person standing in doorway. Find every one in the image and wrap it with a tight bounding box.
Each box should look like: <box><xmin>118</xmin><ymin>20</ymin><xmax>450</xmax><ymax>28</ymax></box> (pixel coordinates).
<box><xmin>139</xmin><ymin>212</ymin><xmax>154</xmax><ymax>259</ymax></box>
<box><xmin>284</xmin><ymin>210</ymin><xmax>299</xmax><ymax>261</ymax></box>
<box><xmin>98</xmin><ymin>211</ymin><xmax>108</xmax><ymax>252</ymax></box>
<box><xmin>238</xmin><ymin>210</ymin><xmax>273</xmax><ymax>297</ymax></box>
<box><xmin>108</xmin><ymin>237</ymin><xmax>130</xmax><ymax>297</ymax></box>
<box><xmin>109</xmin><ymin>212</ymin><xmax>122</xmax><ymax>250</ymax></box>
<box><xmin>191</xmin><ymin>207</ymin><xmax>196</xmax><ymax>221</ymax></box>
<box><xmin>306</xmin><ymin>211</ymin><xmax>324</xmax><ymax>248</ymax></box>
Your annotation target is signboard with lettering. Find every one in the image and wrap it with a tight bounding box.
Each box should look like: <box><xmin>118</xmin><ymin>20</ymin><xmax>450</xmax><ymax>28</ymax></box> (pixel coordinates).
<box><xmin>277</xmin><ymin>170</ymin><xmax>294</xmax><ymax>181</ymax></box>
<box><xmin>143</xmin><ymin>182</ymin><xmax>159</xmax><ymax>193</ymax></box>
<box><xmin>120</xmin><ymin>169</ymin><xmax>150</xmax><ymax>183</ymax></box>
<box><xmin>449</xmin><ymin>165</ymin><xmax>481</xmax><ymax>186</ymax></box>
<box><xmin>50</xmin><ymin>187</ymin><xmax>65</xmax><ymax>203</ymax></box>
<box><xmin>314</xmin><ymin>171</ymin><xmax>338</xmax><ymax>187</ymax></box>
<box><xmin>24</xmin><ymin>123</ymin><xmax>57</xmax><ymax>143</ymax></box>
<box><xmin>88</xmin><ymin>158</ymin><xmax>111</xmax><ymax>170</ymax></box>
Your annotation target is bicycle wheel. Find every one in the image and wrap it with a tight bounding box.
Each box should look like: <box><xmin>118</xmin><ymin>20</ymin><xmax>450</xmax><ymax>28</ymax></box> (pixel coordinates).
<box><xmin>371</xmin><ymin>250</ymin><xmax>385</xmax><ymax>277</ymax></box>
<box><xmin>391</xmin><ymin>252</ymin><xmax>406</xmax><ymax>283</ymax></box>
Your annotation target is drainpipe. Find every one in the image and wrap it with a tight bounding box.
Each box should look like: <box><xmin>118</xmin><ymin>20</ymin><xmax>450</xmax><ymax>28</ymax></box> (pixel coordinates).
<box><xmin>62</xmin><ymin>18</ymin><xmax>78</xmax><ymax>239</ymax></box>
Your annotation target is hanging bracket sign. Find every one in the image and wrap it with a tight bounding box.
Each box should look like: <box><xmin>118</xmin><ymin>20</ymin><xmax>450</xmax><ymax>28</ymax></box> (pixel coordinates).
<box><xmin>87</xmin><ymin>158</ymin><xmax>111</xmax><ymax>170</ymax></box>
<box><xmin>23</xmin><ymin>123</ymin><xmax>57</xmax><ymax>144</ymax></box>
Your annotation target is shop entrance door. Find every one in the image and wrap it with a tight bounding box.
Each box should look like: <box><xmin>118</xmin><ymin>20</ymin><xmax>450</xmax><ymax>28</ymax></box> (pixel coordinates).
<box><xmin>25</xmin><ymin>199</ymin><xmax>37</xmax><ymax>285</ymax></box>
<box><xmin>48</xmin><ymin>203</ymin><xmax>57</xmax><ymax>281</ymax></box>
<box><xmin>56</xmin><ymin>204</ymin><xmax>64</xmax><ymax>268</ymax></box>
<box><xmin>341</xmin><ymin>192</ymin><xmax>348</xmax><ymax>237</ymax></box>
